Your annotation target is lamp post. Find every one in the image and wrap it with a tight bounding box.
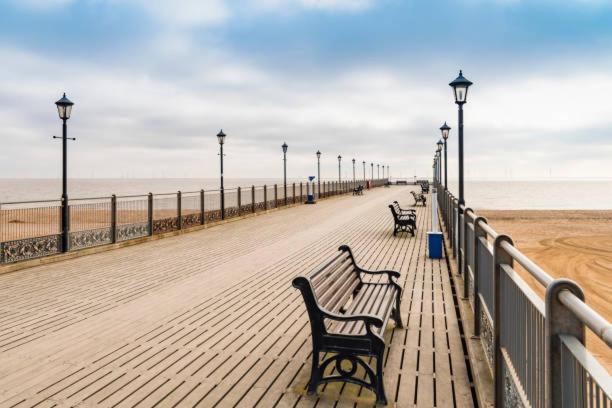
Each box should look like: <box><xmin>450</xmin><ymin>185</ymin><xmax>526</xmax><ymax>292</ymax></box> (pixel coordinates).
<box><xmin>449</xmin><ymin>70</ymin><xmax>473</xmax><ymax>299</ymax></box>
<box><xmin>362</xmin><ymin>160</ymin><xmax>366</xmax><ymax>182</ymax></box>
<box><xmin>440</xmin><ymin>122</ymin><xmax>451</xmax><ymax>190</ymax></box>
<box><xmin>282</xmin><ymin>142</ymin><xmax>288</xmax><ymax>205</ymax></box>
<box><xmin>217</xmin><ymin>129</ymin><xmax>226</xmax><ymax>220</ymax></box>
<box><xmin>352</xmin><ymin>158</ymin><xmax>356</xmax><ymax>188</ymax></box>
<box><xmin>370</xmin><ymin>162</ymin><xmax>374</xmax><ymax>181</ymax></box>
<box><xmin>449</xmin><ymin>70</ymin><xmax>472</xmax><ymax>208</ymax></box>
<box><xmin>377</xmin><ymin>164</ymin><xmax>380</xmax><ymax>180</ymax></box>
<box><xmin>316</xmin><ymin>150</ymin><xmax>321</xmax><ymax>196</ymax></box>
<box><xmin>337</xmin><ymin>155</ymin><xmax>342</xmax><ymax>182</ymax></box>
<box><xmin>436</xmin><ymin>139</ymin><xmax>443</xmax><ymax>187</ymax></box>
<box><xmin>387</xmin><ymin>165</ymin><xmax>389</xmax><ymax>180</ymax></box>
<box><xmin>54</xmin><ymin>93</ymin><xmax>75</xmax><ymax>252</ymax></box>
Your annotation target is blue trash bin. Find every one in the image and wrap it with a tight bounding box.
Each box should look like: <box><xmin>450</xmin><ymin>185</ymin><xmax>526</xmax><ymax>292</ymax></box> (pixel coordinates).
<box><xmin>427</xmin><ymin>232</ymin><xmax>443</xmax><ymax>259</ymax></box>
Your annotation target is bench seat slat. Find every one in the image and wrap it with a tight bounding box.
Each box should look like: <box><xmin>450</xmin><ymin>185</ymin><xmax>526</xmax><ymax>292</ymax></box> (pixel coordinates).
<box><xmin>315</xmin><ymin>260</ymin><xmax>356</xmax><ymax>306</ymax></box>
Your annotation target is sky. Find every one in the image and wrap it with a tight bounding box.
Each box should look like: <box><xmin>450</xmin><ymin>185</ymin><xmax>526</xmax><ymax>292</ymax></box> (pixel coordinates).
<box><xmin>1</xmin><ymin>0</ymin><xmax>612</xmax><ymax>181</ymax></box>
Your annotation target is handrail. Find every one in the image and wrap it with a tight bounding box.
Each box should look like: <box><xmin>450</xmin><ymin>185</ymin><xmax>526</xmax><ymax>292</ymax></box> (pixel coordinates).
<box><xmin>436</xmin><ymin>183</ymin><xmax>611</xmax><ymax>407</ymax></box>
<box><xmin>443</xmin><ymin>187</ymin><xmax>609</xmax><ymax>343</ymax></box>
<box><xmin>0</xmin><ymin>179</ymin><xmax>384</xmax><ymax>206</ymax></box>
<box><xmin>558</xmin><ymin>289</ymin><xmax>612</xmax><ymax>347</ymax></box>
<box><xmin>478</xmin><ymin>220</ymin><xmax>498</xmax><ymax>239</ymax></box>
<box><xmin>499</xmin><ymin>240</ymin><xmax>553</xmax><ymax>287</ymax></box>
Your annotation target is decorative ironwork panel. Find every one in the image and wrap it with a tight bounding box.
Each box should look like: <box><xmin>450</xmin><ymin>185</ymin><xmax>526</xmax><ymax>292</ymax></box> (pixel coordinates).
<box><xmin>225</xmin><ymin>206</ymin><xmax>239</xmax><ymax>219</ymax></box>
<box><xmin>117</xmin><ymin>222</ymin><xmax>149</xmax><ymax>242</ymax></box>
<box><xmin>240</xmin><ymin>204</ymin><xmax>252</xmax><ymax>214</ymax></box>
<box><xmin>153</xmin><ymin>217</ymin><xmax>179</xmax><ymax>234</ymax></box>
<box><xmin>205</xmin><ymin>209</ymin><xmax>222</xmax><ymax>223</ymax></box>
<box><xmin>267</xmin><ymin>200</ymin><xmax>276</xmax><ymax>209</ymax></box>
<box><xmin>276</xmin><ymin>199</ymin><xmax>284</xmax><ymax>207</ymax></box>
<box><xmin>70</xmin><ymin>227</ymin><xmax>112</xmax><ymax>250</ymax></box>
<box><xmin>181</xmin><ymin>213</ymin><xmax>201</xmax><ymax>229</ymax></box>
<box><xmin>254</xmin><ymin>201</ymin><xmax>267</xmax><ymax>212</ymax></box>
<box><xmin>1</xmin><ymin>234</ymin><xmax>61</xmax><ymax>263</ymax></box>
<box><xmin>503</xmin><ymin>359</ymin><xmax>526</xmax><ymax>408</ymax></box>
<box><xmin>480</xmin><ymin>307</ymin><xmax>494</xmax><ymax>373</ymax></box>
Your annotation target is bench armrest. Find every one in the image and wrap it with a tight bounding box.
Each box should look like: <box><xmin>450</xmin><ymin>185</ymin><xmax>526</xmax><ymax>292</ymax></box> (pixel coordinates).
<box><xmin>357</xmin><ymin>268</ymin><xmax>400</xmax><ymax>281</ymax></box>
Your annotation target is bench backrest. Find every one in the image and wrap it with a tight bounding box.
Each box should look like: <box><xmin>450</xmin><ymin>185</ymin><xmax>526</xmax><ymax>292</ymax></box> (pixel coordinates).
<box><xmin>293</xmin><ymin>246</ymin><xmax>361</xmax><ymax>332</ymax></box>
<box><xmin>388</xmin><ymin>205</ymin><xmax>401</xmax><ymax>220</ymax></box>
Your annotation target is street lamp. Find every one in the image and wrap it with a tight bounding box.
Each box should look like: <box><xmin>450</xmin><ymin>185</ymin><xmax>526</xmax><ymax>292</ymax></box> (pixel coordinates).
<box><xmin>217</xmin><ymin>129</ymin><xmax>226</xmax><ymax>219</ymax></box>
<box><xmin>54</xmin><ymin>92</ymin><xmax>75</xmax><ymax>252</ymax></box>
<box><xmin>450</xmin><ymin>70</ymin><xmax>473</xmax><ymax>296</ymax></box>
<box><xmin>352</xmin><ymin>158</ymin><xmax>356</xmax><ymax>187</ymax></box>
<box><xmin>282</xmin><ymin>142</ymin><xmax>288</xmax><ymax>205</ymax></box>
<box><xmin>362</xmin><ymin>160</ymin><xmax>366</xmax><ymax>182</ymax></box>
<box><xmin>436</xmin><ymin>139</ymin><xmax>443</xmax><ymax>186</ymax></box>
<box><xmin>440</xmin><ymin>122</ymin><xmax>451</xmax><ymax>190</ymax></box>
<box><xmin>337</xmin><ymin>155</ymin><xmax>342</xmax><ymax>182</ymax></box>
<box><xmin>377</xmin><ymin>164</ymin><xmax>380</xmax><ymax>179</ymax></box>
<box><xmin>449</xmin><ymin>70</ymin><xmax>472</xmax><ymax>207</ymax></box>
<box><xmin>370</xmin><ymin>162</ymin><xmax>374</xmax><ymax>181</ymax></box>
<box><xmin>317</xmin><ymin>150</ymin><xmax>321</xmax><ymax>196</ymax></box>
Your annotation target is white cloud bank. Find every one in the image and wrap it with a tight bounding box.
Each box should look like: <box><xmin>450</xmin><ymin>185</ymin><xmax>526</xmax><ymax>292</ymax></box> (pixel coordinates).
<box><xmin>1</xmin><ymin>44</ymin><xmax>612</xmax><ymax>180</ymax></box>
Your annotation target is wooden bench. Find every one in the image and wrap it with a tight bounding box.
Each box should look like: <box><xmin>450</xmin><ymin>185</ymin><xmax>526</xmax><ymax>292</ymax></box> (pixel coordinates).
<box><xmin>411</xmin><ymin>190</ymin><xmax>427</xmax><ymax>206</ymax></box>
<box><xmin>292</xmin><ymin>245</ymin><xmax>403</xmax><ymax>405</ymax></box>
<box><xmin>420</xmin><ymin>182</ymin><xmax>430</xmax><ymax>194</ymax></box>
<box><xmin>352</xmin><ymin>185</ymin><xmax>364</xmax><ymax>195</ymax></box>
<box><xmin>389</xmin><ymin>204</ymin><xmax>416</xmax><ymax>236</ymax></box>
<box><xmin>392</xmin><ymin>201</ymin><xmax>417</xmax><ymax>228</ymax></box>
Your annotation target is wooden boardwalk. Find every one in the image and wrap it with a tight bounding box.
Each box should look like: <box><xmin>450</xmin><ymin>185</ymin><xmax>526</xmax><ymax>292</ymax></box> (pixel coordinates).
<box><xmin>0</xmin><ymin>186</ymin><xmax>475</xmax><ymax>407</ymax></box>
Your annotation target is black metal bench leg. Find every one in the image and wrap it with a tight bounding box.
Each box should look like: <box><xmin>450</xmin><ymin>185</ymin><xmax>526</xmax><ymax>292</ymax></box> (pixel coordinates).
<box><xmin>375</xmin><ymin>353</ymin><xmax>388</xmax><ymax>405</ymax></box>
<box><xmin>308</xmin><ymin>349</ymin><xmax>320</xmax><ymax>395</ymax></box>
<box><xmin>393</xmin><ymin>293</ymin><xmax>403</xmax><ymax>328</ymax></box>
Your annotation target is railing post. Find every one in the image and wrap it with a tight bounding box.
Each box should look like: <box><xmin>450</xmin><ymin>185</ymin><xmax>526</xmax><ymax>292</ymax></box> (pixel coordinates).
<box><xmin>251</xmin><ymin>185</ymin><xmax>255</xmax><ymax>213</ymax></box>
<box><xmin>300</xmin><ymin>182</ymin><xmax>303</xmax><ymax>202</ymax></box>
<box><xmin>545</xmin><ymin>279</ymin><xmax>586</xmax><ymax>408</ymax></box>
<box><xmin>274</xmin><ymin>184</ymin><xmax>278</xmax><ymax>207</ymax></box>
<box><xmin>200</xmin><ymin>189</ymin><xmax>205</xmax><ymax>225</ymax></box>
<box><xmin>237</xmin><ymin>187</ymin><xmax>241</xmax><ymax>216</ymax></box>
<box><xmin>264</xmin><ymin>185</ymin><xmax>268</xmax><ymax>210</ymax></box>
<box><xmin>292</xmin><ymin>183</ymin><xmax>296</xmax><ymax>204</ymax></box>
<box><xmin>493</xmin><ymin>234</ymin><xmax>514</xmax><ymax>407</ymax></box>
<box><xmin>147</xmin><ymin>193</ymin><xmax>153</xmax><ymax>236</ymax></box>
<box><xmin>473</xmin><ymin>216</ymin><xmax>488</xmax><ymax>336</ymax></box>
<box><xmin>463</xmin><ymin>207</ymin><xmax>473</xmax><ymax>299</ymax></box>
<box><xmin>177</xmin><ymin>191</ymin><xmax>182</xmax><ymax>230</ymax></box>
<box><xmin>110</xmin><ymin>194</ymin><xmax>117</xmax><ymax>243</ymax></box>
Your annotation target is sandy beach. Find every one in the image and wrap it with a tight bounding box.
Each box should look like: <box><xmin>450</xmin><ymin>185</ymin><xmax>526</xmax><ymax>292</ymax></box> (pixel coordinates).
<box><xmin>479</xmin><ymin>210</ymin><xmax>612</xmax><ymax>371</ymax></box>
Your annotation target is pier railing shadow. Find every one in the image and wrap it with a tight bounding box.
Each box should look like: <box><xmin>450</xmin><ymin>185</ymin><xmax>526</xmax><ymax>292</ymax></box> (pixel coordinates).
<box><xmin>436</xmin><ymin>182</ymin><xmax>611</xmax><ymax>407</ymax></box>
<box><xmin>0</xmin><ymin>179</ymin><xmax>388</xmax><ymax>265</ymax></box>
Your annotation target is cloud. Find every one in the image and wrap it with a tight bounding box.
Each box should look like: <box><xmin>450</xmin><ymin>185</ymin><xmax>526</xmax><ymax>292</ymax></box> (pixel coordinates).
<box><xmin>131</xmin><ymin>0</ymin><xmax>230</xmax><ymax>27</ymax></box>
<box><xmin>8</xmin><ymin>0</ymin><xmax>74</xmax><ymax>10</ymax></box>
<box><xmin>246</xmin><ymin>0</ymin><xmax>376</xmax><ymax>11</ymax></box>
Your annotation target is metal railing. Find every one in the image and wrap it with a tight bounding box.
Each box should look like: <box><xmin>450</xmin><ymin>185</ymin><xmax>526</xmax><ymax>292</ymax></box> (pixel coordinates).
<box><xmin>436</xmin><ymin>181</ymin><xmax>611</xmax><ymax>408</ymax></box>
<box><xmin>0</xmin><ymin>179</ymin><xmax>387</xmax><ymax>264</ymax></box>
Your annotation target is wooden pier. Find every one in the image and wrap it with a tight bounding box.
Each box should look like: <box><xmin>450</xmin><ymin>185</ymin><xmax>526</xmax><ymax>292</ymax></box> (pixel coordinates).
<box><xmin>0</xmin><ymin>186</ymin><xmax>476</xmax><ymax>407</ymax></box>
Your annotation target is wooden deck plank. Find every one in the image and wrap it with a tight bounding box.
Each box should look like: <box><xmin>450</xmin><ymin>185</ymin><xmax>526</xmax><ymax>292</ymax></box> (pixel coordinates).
<box><xmin>0</xmin><ymin>186</ymin><xmax>475</xmax><ymax>407</ymax></box>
